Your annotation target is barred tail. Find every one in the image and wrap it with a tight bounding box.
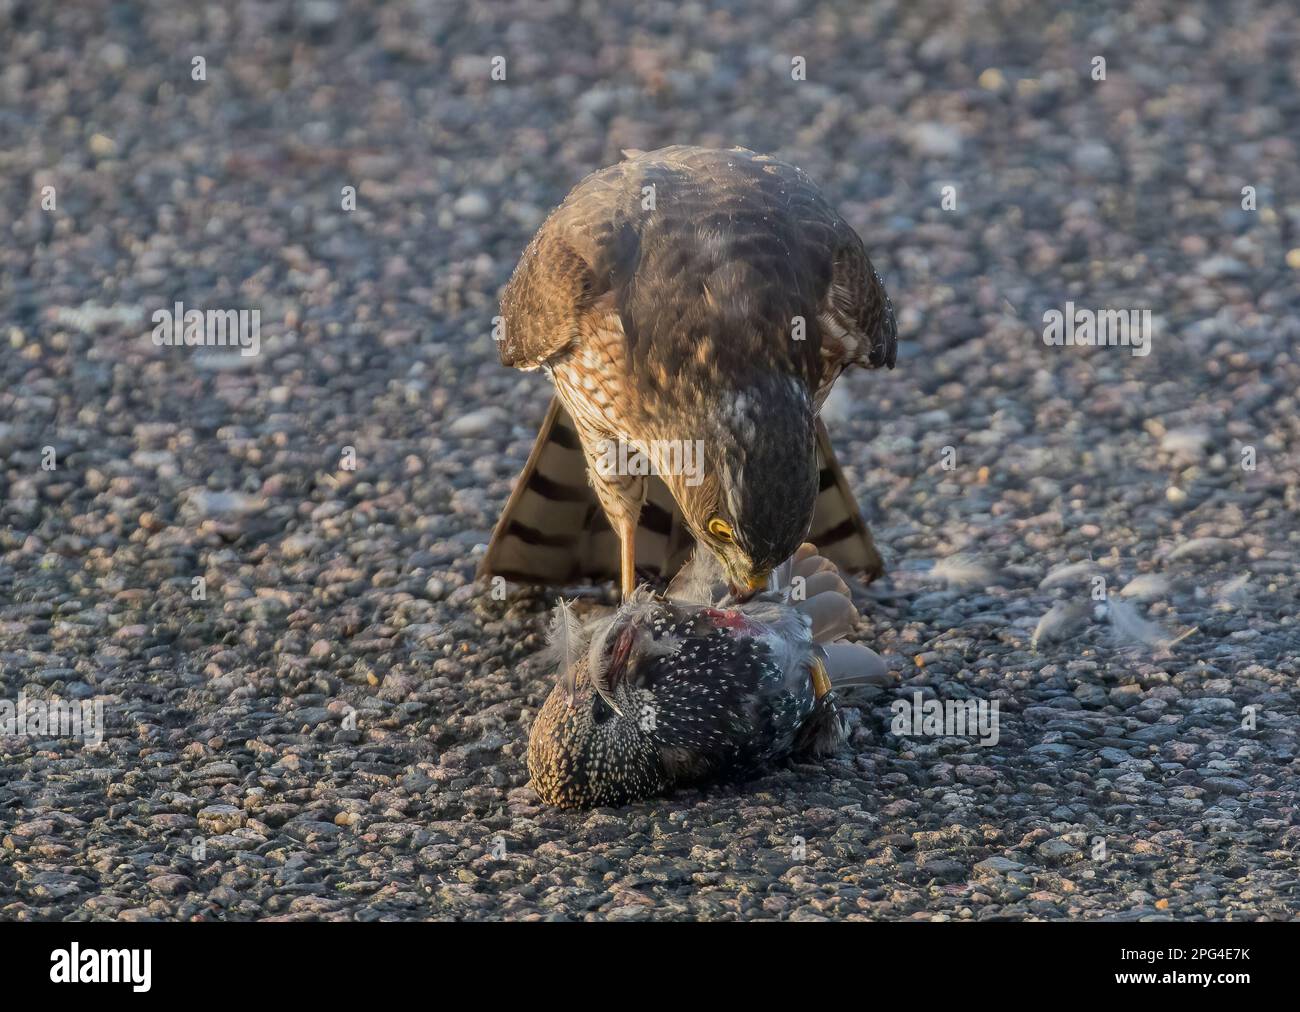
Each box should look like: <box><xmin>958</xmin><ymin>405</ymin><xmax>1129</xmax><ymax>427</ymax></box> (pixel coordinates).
<box><xmin>479</xmin><ymin>399</ymin><xmax>884</xmax><ymax>588</ymax></box>
<box><xmin>808</xmin><ymin>419</ymin><xmax>885</xmax><ymax>581</ymax></box>
<box><xmin>477</xmin><ymin>397</ymin><xmax>692</xmax><ymax>586</ymax></box>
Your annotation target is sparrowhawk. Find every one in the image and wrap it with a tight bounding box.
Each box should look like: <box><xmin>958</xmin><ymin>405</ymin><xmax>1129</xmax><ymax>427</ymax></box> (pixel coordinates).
<box><xmin>480</xmin><ymin>145</ymin><xmax>897</xmax><ymax>599</ymax></box>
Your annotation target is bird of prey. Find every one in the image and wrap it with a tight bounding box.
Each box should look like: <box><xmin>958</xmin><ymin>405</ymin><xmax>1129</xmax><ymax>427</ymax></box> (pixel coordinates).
<box><xmin>527</xmin><ymin>544</ymin><xmax>887</xmax><ymax>809</ymax></box>
<box><xmin>480</xmin><ymin>145</ymin><xmax>896</xmax><ymax>599</ymax></box>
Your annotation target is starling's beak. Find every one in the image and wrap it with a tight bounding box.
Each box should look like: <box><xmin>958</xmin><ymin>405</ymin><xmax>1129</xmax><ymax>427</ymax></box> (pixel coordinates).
<box><xmin>728</xmin><ymin>570</ymin><xmax>771</xmax><ymax>602</ymax></box>
<box><xmin>590</xmin><ymin>622</ymin><xmax>634</xmax><ymax>718</ymax></box>
<box><xmin>809</xmin><ymin>656</ymin><xmax>832</xmax><ymax>699</ymax></box>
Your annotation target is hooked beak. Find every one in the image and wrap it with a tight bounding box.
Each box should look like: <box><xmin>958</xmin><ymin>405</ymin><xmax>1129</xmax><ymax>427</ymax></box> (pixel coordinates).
<box><xmin>728</xmin><ymin>570</ymin><xmax>772</xmax><ymax>602</ymax></box>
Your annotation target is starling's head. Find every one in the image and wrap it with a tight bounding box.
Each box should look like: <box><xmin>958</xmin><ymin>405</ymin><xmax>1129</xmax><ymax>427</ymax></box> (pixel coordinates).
<box><xmin>661</xmin><ymin>376</ymin><xmax>817</xmax><ymax>598</ymax></box>
<box><xmin>527</xmin><ymin>603</ymin><xmax>670</xmax><ymax>809</ymax></box>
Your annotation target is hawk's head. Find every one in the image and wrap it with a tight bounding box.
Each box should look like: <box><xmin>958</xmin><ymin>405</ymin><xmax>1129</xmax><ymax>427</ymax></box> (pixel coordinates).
<box><xmin>658</xmin><ymin>375</ymin><xmax>817</xmax><ymax>598</ymax></box>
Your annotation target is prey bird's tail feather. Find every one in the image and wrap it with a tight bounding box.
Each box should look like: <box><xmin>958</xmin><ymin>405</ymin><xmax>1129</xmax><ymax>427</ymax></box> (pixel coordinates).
<box><xmin>781</xmin><ymin>543</ymin><xmax>891</xmax><ymax>696</ymax></box>
<box><xmin>820</xmin><ymin>641</ymin><xmax>889</xmax><ymax>687</ymax></box>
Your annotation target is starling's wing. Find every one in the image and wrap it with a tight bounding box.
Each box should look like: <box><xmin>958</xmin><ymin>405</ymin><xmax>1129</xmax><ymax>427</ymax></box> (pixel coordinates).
<box><xmin>808</xmin><ymin>419</ymin><xmax>885</xmax><ymax>581</ymax></box>
<box><xmin>476</xmin><ymin>397</ymin><xmax>694</xmax><ymax>586</ymax></box>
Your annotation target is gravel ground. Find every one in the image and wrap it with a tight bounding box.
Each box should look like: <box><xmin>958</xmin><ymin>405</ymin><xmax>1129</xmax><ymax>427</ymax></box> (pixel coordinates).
<box><xmin>2</xmin><ymin>0</ymin><xmax>1299</xmax><ymax>921</ymax></box>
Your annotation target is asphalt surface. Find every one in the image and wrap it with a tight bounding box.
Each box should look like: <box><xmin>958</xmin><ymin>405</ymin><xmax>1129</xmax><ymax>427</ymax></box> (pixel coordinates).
<box><xmin>1</xmin><ymin>0</ymin><xmax>1298</xmax><ymax>920</ymax></box>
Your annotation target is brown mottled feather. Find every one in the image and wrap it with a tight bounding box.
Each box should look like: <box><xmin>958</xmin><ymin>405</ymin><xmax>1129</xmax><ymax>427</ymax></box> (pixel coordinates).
<box><xmin>498</xmin><ymin>146</ymin><xmax>895</xmax><ymax>389</ymax></box>
<box><xmin>487</xmin><ymin>146</ymin><xmax>894</xmax><ymax>588</ymax></box>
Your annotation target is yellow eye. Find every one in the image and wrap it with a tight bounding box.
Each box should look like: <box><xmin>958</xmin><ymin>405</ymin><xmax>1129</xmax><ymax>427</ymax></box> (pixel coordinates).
<box><xmin>707</xmin><ymin>518</ymin><xmax>734</xmax><ymax>542</ymax></box>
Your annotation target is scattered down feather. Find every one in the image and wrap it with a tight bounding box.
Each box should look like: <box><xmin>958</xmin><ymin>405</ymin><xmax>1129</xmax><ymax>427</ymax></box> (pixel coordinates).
<box><xmin>1107</xmin><ymin>599</ymin><xmax>1196</xmax><ymax>651</ymax></box>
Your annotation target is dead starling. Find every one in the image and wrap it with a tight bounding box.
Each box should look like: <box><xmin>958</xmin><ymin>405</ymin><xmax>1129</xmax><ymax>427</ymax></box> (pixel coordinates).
<box><xmin>527</xmin><ymin>544</ymin><xmax>885</xmax><ymax>808</ymax></box>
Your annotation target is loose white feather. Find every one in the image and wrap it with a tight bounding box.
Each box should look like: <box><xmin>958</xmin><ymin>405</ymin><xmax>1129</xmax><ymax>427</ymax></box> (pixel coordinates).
<box><xmin>666</xmin><ymin>546</ymin><xmax>726</xmax><ymax>605</ymax></box>
<box><xmin>1039</xmin><ymin>560</ymin><xmax>1101</xmax><ymax>591</ymax></box>
<box><xmin>1108</xmin><ymin>599</ymin><xmax>1196</xmax><ymax>651</ymax></box>
<box><xmin>546</xmin><ymin>598</ymin><xmax>586</xmax><ymax>705</ymax></box>
<box><xmin>1168</xmin><ymin>537</ymin><xmax>1234</xmax><ymax>562</ymax></box>
<box><xmin>1215</xmin><ymin>573</ymin><xmax>1250</xmax><ymax>606</ymax></box>
<box><xmin>930</xmin><ymin>556</ymin><xmax>1002</xmax><ymax>590</ymax></box>
<box><xmin>1031</xmin><ymin>600</ymin><xmax>1091</xmax><ymax>650</ymax></box>
<box><xmin>1119</xmin><ymin>573</ymin><xmax>1170</xmax><ymax>601</ymax></box>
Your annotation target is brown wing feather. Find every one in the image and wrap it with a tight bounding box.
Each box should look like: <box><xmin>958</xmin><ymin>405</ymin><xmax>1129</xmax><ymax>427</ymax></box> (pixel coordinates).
<box><xmin>821</xmin><ymin>233</ymin><xmax>898</xmax><ymax>373</ymax></box>
<box><xmin>496</xmin><ymin>160</ymin><xmax>637</xmax><ymax>370</ymax></box>
<box><xmin>497</xmin><ymin>230</ymin><xmax>597</xmax><ymax>370</ymax></box>
<box><xmin>497</xmin><ymin>146</ymin><xmax>897</xmax><ymax>386</ymax></box>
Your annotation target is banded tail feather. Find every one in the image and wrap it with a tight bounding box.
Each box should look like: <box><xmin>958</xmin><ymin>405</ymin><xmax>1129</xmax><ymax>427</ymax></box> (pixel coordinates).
<box><xmin>478</xmin><ymin>397</ymin><xmax>883</xmax><ymax>588</ymax></box>
<box><xmin>809</xmin><ymin>418</ymin><xmax>884</xmax><ymax>581</ymax></box>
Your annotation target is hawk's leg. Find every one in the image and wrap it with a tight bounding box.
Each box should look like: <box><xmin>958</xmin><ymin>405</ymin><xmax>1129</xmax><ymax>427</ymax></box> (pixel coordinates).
<box><xmin>571</xmin><ymin>423</ymin><xmax>647</xmax><ymax>600</ymax></box>
<box><xmin>589</xmin><ymin>464</ymin><xmax>645</xmax><ymax>600</ymax></box>
<box><xmin>592</xmin><ymin>483</ymin><xmax>643</xmax><ymax>600</ymax></box>
<box><xmin>617</xmin><ymin>516</ymin><xmax>637</xmax><ymax>600</ymax></box>
<box><xmin>551</xmin><ymin>372</ymin><xmax>648</xmax><ymax>598</ymax></box>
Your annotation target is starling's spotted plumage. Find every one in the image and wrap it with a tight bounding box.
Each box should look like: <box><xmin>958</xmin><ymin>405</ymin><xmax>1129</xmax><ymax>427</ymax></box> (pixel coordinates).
<box><xmin>482</xmin><ymin>145</ymin><xmax>897</xmax><ymax>598</ymax></box>
<box><xmin>527</xmin><ymin>545</ymin><xmax>886</xmax><ymax>809</ymax></box>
